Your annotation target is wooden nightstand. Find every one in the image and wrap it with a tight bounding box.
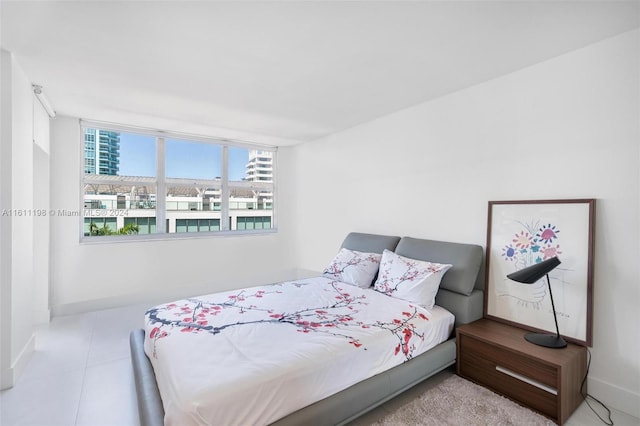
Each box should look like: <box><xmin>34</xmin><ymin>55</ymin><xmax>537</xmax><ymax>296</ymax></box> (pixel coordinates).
<box><xmin>456</xmin><ymin>319</ymin><xmax>587</xmax><ymax>425</ymax></box>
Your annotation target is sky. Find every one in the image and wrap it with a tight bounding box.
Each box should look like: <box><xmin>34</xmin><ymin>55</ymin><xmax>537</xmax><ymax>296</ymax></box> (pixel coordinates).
<box><xmin>117</xmin><ymin>133</ymin><xmax>249</xmax><ymax>181</ymax></box>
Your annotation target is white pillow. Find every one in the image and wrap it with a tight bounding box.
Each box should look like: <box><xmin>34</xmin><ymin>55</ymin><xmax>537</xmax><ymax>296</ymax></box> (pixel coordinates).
<box><xmin>322</xmin><ymin>248</ymin><xmax>382</xmax><ymax>288</ymax></box>
<box><xmin>374</xmin><ymin>249</ymin><xmax>452</xmax><ymax>309</ymax></box>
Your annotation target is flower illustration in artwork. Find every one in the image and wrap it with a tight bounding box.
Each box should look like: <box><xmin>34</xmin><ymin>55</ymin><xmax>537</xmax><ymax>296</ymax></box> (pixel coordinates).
<box><xmin>499</xmin><ymin>221</ymin><xmax>562</xmax><ymax>308</ymax></box>
<box><xmin>536</xmin><ymin>224</ymin><xmax>560</xmax><ymax>244</ymax></box>
<box><xmin>512</xmin><ymin>230</ymin><xmax>533</xmax><ymax>250</ymax></box>
<box><xmin>501</xmin><ymin>245</ymin><xmax>518</xmax><ymax>261</ymax></box>
<box><xmin>503</xmin><ymin>222</ymin><xmax>561</xmax><ymax>269</ymax></box>
<box><xmin>540</xmin><ymin>244</ymin><xmax>562</xmax><ymax>260</ymax></box>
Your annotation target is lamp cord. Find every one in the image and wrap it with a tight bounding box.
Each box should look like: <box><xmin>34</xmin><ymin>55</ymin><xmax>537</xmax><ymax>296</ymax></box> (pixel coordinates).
<box><xmin>581</xmin><ymin>348</ymin><xmax>614</xmax><ymax>425</ymax></box>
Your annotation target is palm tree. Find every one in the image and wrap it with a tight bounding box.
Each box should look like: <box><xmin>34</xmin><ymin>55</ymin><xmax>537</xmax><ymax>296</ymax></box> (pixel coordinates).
<box><xmin>117</xmin><ymin>223</ymin><xmax>139</xmax><ymax>235</ymax></box>
<box><xmin>89</xmin><ymin>221</ymin><xmax>139</xmax><ymax>236</ymax></box>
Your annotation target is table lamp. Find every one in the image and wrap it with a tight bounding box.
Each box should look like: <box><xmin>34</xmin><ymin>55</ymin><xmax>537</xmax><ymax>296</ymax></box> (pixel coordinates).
<box><xmin>506</xmin><ymin>256</ymin><xmax>567</xmax><ymax>348</ymax></box>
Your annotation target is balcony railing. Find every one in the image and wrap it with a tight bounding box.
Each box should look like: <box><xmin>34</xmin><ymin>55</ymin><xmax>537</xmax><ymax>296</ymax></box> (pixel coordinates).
<box><xmin>84</xmin><ymin>199</ymin><xmax>273</xmax><ymax>211</ymax></box>
<box><xmin>84</xmin><ymin>199</ymin><xmax>156</xmax><ymax>209</ymax></box>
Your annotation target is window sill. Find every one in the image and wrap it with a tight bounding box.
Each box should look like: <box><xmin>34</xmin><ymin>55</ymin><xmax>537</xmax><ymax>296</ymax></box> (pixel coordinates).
<box><xmin>79</xmin><ymin>228</ymin><xmax>278</xmax><ymax>244</ymax></box>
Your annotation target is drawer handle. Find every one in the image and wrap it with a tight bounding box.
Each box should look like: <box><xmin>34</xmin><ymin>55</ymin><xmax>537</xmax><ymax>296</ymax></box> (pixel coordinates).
<box><xmin>495</xmin><ymin>366</ymin><xmax>558</xmax><ymax>395</ymax></box>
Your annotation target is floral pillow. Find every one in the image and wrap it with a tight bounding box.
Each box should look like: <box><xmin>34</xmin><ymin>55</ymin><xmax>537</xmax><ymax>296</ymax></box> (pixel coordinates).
<box><xmin>374</xmin><ymin>249</ymin><xmax>452</xmax><ymax>309</ymax></box>
<box><xmin>322</xmin><ymin>248</ymin><xmax>382</xmax><ymax>288</ymax></box>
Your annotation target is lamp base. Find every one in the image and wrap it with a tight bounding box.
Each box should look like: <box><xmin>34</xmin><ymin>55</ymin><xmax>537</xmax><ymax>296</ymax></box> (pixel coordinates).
<box><xmin>525</xmin><ymin>332</ymin><xmax>567</xmax><ymax>348</ymax></box>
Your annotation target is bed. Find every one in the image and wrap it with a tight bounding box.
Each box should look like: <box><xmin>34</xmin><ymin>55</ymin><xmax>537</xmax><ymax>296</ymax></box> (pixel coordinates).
<box><xmin>130</xmin><ymin>232</ymin><xmax>484</xmax><ymax>426</ymax></box>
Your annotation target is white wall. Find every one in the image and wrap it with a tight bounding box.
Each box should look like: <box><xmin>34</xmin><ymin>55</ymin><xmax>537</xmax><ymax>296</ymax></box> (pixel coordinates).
<box><xmin>0</xmin><ymin>50</ymin><xmax>48</xmax><ymax>389</ymax></box>
<box><xmin>0</xmin><ymin>49</ymin><xmax>12</xmax><ymax>391</ymax></box>
<box><xmin>282</xmin><ymin>30</ymin><xmax>640</xmax><ymax>416</ymax></box>
<box><xmin>49</xmin><ymin>117</ymin><xmax>294</xmax><ymax>315</ymax></box>
<box><xmin>33</xmin><ymin>100</ymin><xmax>51</xmax><ymax>324</ymax></box>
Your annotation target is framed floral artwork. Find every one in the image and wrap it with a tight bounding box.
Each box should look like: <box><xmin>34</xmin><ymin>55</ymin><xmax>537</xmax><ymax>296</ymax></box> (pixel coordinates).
<box><xmin>484</xmin><ymin>199</ymin><xmax>595</xmax><ymax>346</ymax></box>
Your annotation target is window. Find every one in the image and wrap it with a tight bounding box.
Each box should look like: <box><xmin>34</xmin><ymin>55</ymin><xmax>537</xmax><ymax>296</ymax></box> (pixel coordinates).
<box><xmin>174</xmin><ymin>218</ymin><xmax>221</xmax><ymax>233</ymax></box>
<box><xmin>236</xmin><ymin>216</ymin><xmax>272</xmax><ymax>230</ymax></box>
<box><xmin>84</xmin><ymin>217</ymin><xmax>117</xmax><ymax>236</ymax></box>
<box><xmin>81</xmin><ymin>121</ymin><xmax>276</xmax><ymax>240</ymax></box>
<box><xmin>124</xmin><ymin>217</ymin><xmax>157</xmax><ymax>235</ymax></box>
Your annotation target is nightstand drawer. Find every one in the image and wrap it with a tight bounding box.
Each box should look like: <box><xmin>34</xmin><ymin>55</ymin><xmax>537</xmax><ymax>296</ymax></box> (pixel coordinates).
<box><xmin>459</xmin><ymin>334</ymin><xmax>557</xmax><ymax>417</ymax></box>
<box><xmin>460</xmin><ymin>333</ymin><xmax>557</xmax><ymax>387</ymax></box>
<box><xmin>456</xmin><ymin>319</ymin><xmax>587</xmax><ymax>424</ymax></box>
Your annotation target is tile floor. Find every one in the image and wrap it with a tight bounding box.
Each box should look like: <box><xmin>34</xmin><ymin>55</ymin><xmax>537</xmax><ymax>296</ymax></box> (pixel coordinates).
<box><xmin>1</xmin><ymin>303</ymin><xmax>638</xmax><ymax>426</ymax></box>
<box><xmin>0</xmin><ymin>304</ymin><xmax>146</xmax><ymax>426</ymax></box>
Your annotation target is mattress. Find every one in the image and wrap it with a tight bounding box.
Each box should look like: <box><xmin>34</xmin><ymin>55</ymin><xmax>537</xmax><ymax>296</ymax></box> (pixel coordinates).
<box><xmin>144</xmin><ymin>276</ymin><xmax>455</xmax><ymax>425</ymax></box>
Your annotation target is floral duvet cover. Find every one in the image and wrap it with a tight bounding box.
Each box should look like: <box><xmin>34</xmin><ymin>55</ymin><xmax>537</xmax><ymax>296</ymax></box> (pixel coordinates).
<box><xmin>144</xmin><ymin>276</ymin><xmax>454</xmax><ymax>426</ymax></box>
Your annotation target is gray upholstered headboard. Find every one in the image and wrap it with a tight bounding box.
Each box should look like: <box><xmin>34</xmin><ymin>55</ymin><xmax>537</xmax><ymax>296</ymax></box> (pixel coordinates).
<box><xmin>340</xmin><ymin>232</ymin><xmax>401</xmax><ymax>254</ymax></box>
<box><xmin>340</xmin><ymin>232</ymin><xmax>484</xmax><ymax>327</ymax></box>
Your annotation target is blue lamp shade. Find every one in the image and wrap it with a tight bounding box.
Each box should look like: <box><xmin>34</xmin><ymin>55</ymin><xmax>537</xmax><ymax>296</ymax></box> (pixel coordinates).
<box><xmin>506</xmin><ymin>256</ymin><xmax>567</xmax><ymax>348</ymax></box>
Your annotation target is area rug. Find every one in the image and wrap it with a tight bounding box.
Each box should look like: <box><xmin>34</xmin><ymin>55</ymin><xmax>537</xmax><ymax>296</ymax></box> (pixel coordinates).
<box><xmin>371</xmin><ymin>374</ymin><xmax>556</xmax><ymax>425</ymax></box>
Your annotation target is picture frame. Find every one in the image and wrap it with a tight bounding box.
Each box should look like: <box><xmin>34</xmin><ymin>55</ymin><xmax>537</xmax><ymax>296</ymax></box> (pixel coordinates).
<box><xmin>484</xmin><ymin>199</ymin><xmax>595</xmax><ymax>346</ymax></box>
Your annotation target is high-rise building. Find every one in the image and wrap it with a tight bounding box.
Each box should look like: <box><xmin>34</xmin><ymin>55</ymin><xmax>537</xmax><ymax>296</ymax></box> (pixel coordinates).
<box><xmin>245</xmin><ymin>150</ymin><xmax>273</xmax><ymax>182</ymax></box>
<box><xmin>84</xmin><ymin>128</ymin><xmax>120</xmax><ymax>175</ymax></box>
<box><xmin>245</xmin><ymin>150</ymin><xmax>273</xmax><ymax>210</ymax></box>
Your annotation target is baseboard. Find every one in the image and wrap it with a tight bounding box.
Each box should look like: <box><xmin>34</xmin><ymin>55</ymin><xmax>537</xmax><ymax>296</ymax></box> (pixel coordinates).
<box><xmin>51</xmin><ymin>284</ymin><xmax>247</xmax><ymax>316</ymax></box>
<box><xmin>0</xmin><ymin>367</ymin><xmax>13</xmax><ymax>390</ymax></box>
<box><xmin>589</xmin><ymin>375</ymin><xmax>640</xmax><ymax>419</ymax></box>
<box><xmin>51</xmin><ymin>293</ymin><xmax>165</xmax><ymax>317</ymax></box>
<box><xmin>12</xmin><ymin>333</ymin><xmax>35</xmax><ymax>384</ymax></box>
<box><xmin>51</xmin><ymin>269</ymin><xmax>323</xmax><ymax>317</ymax></box>
<box><xmin>0</xmin><ymin>333</ymin><xmax>35</xmax><ymax>390</ymax></box>
<box><xmin>33</xmin><ymin>308</ymin><xmax>51</xmax><ymax>325</ymax></box>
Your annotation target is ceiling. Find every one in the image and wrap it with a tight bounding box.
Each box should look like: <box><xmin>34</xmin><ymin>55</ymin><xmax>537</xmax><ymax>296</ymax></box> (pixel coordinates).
<box><xmin>2</xmin><ymin>1</ymin><xmax>639</xmax><ymax>146</ymax></box>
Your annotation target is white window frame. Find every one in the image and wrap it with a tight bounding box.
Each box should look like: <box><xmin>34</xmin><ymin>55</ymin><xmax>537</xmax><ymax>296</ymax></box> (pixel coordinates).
<box><xmin>79</xmin><ymin>120</ymin><xmax>277</xmax><ymax>242</ymax></box>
